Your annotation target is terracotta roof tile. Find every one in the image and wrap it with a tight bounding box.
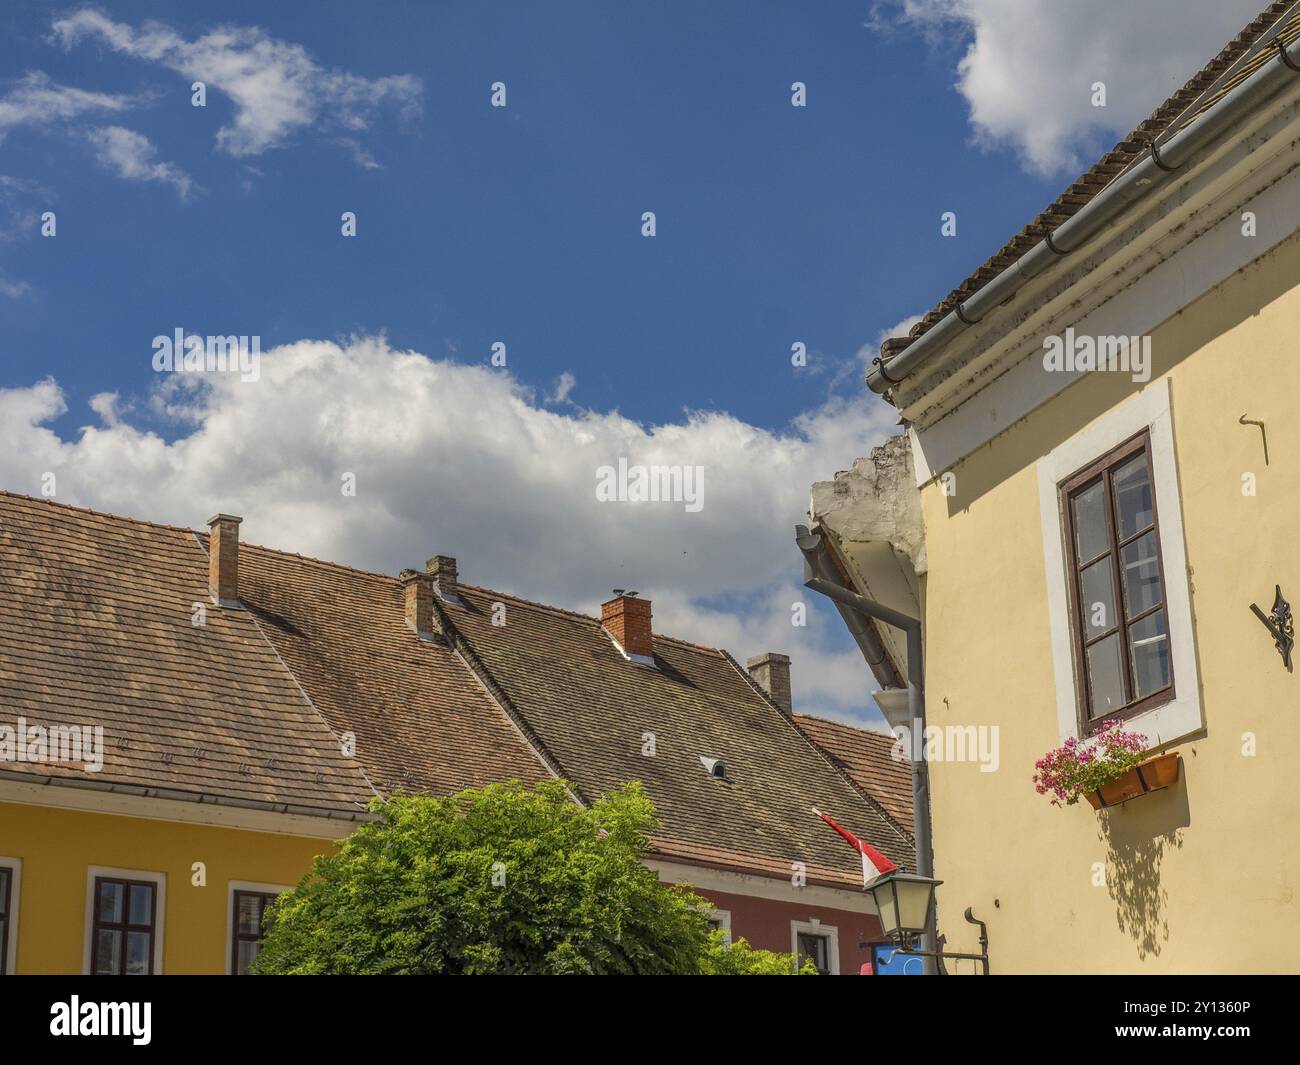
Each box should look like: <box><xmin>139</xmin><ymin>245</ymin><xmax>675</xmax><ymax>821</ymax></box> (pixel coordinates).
<box><xmin>0</xmin><ymin>492</ymin><xmax>373</xmax><ymax>817</ymax></box>
<box><xmin>1</xmin><ymin>491</ymin><xmax>912</xmax><ymax>885</ymax></box>
<box><xmin>443</xmin><ymin>585</ymin><xmax>916</xmax><ymax>873</ymax></box>
<box><xmin>794</xmin><ymin>714</ymin><xmax>913</xmax><ymax>831</ymax></box>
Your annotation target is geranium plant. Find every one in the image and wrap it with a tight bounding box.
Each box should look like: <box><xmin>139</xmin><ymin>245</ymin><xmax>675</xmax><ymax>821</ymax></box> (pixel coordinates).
<box><xmin>1032</xmin><ymin>720</ymin><xmax>1148</xmax><ymax>807</ymax></box>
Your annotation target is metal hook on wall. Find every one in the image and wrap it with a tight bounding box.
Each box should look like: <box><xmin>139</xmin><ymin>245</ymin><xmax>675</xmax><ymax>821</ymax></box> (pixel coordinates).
<box><xmin>1239</xmin><ymin>414</ymin><xmax>1269</xmax><ymax>466</ymax></box>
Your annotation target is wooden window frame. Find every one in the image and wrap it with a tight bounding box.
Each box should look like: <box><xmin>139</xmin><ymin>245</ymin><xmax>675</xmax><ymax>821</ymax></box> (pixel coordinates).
<box><xmin>0</xmin><ymin>865</ymin><xmax>11</xmax><ymax>976</ymax></box>
<box><xmin>90</xmin><ymin>876</ymin><xmax>157</xmax><ymax>976</ymax></box>
<box><xmin>230</xmin><ymin>890</ymin><xmax>277</xmax><ymax>976</ymax></box>
<box><xmin>1059</xmin><ymin>429</ymin><xmax>1175</xmax><ymax>735</ymax></box>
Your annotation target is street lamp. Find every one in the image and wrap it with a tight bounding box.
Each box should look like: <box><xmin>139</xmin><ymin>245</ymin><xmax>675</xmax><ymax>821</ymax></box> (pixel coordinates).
<box><xmin>865</xmin><ymin>870</ymin><xmax>940</xmax><ymax>945</ymax></box>
<box><xmin>865</xmin><ymin>869</ymin><xmax>991</xmax><ymax>975</ymax></box>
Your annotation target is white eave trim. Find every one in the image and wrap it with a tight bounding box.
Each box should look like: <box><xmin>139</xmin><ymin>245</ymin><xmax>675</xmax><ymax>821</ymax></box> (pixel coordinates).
<box><xmin>907</xmin><ymin>78</ymin><xmax>1300</xmax><ymax>484</ymax></box>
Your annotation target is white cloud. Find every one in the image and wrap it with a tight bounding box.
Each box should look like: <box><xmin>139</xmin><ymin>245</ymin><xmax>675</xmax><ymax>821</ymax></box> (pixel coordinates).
<box><xmin>0</xmin><ymin>338</ymin><xmax>898</xmax><ymax>722</ymax></box>
<box><xmin>0</xmin><ymin>71</ymin><xmax>132</xmax><ymax>138</ymax></box>
<box><xmin>547</xmin><ymin>371</ymin><xmax>577</xmax><ymax>405</ymax></box>
<box><xmin>0</xmin><ymin>277</ymin><xmax>33</xmax><ymax>300</ymax></box>
<box><xmin>871</xmin><ymin>0</ymin><xmax>1261</xmax><ymax>175</ymax></box>
<box><xmin>52</xmin><ymin>9</ymin><xmax>422</xmax><ymax>161</ymax></box>
<box><xmin>83</xmin><ymin>126</ymin><xmax>194</xmax><ymax>199</ymax></box>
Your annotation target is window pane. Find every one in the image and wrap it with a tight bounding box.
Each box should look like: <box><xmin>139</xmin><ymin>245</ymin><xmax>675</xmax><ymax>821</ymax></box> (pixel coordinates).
<box><xmin>0</xmin><ymin>869</ymin><xmax>9</xmax><ymax>914</ymax></box>
<box><xmin>95</xmin><ymin>929</ymin><xmax>122</xmax><ymax>974</ymax></box>
<box><xmin>1129</xmin><ymin>609</ymin><xmax>1171</xmax><ymax>699</ymax></box>
<box><xmin>237</xmin><ymin>894</ymin><xmax>264</xmax><ymax>936</ymax></box>
<box><xmin>797</xmin><ymin>933</ymin><xmax>829</xmax><ymax>974</ymax></box>
<box><xmin>237</xmin><ymin>939</ymin><xmax>261</xmax><ymax>975</ymax></box>
<box><xmin>1120</xmin><ymin>531</ymin><xmax>1163</xmax><ymax>618</ymax></box>
<box><xmin>125</xmin><ymin>931</ymin><xmax>151</xmax><ymax>975</ymax></box>
<box><xmin>97</xmin><ymin>880</ymin><xmax>123</xmax><ymax>924</ymax></box>
<box><xmin>128</xmin><ymin>884</ymin><xmax>153</xmax><ymax>926</ymax></box>
<box><xmin>1079</xmin><ymin>557</ymin><xmax>1116</xmax><ymax>637</ymax></box>
<box><xmin>1086</xmin><ymin>633</ymin><xmax>1126</xmax><ymax>717</ymax></box>
<box><xmin>1071</xmin><ymin>481</ymin><xmax>1108</xmax><ymax>563</ymax></box>
<box><xmin>1112</xmin><ymin>454</ymin><xmax>1153</xmax><ymax>540</ymax></box>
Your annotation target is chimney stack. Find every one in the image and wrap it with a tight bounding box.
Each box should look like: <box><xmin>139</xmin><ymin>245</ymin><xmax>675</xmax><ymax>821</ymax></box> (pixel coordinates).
<box><xmin>426</xmin><ymin>555</ymin><xmax>459</xmax><ymax>603</ymax></box>
<box><xmin>602</xmin><ymin>592</ymin><xmax>653</xmax><ymax>662</ymax></box>
<box><xmin>207</xmin><ymin>514</ymin><xmax>243</xmax><ymax>606</ymax></box>
<box><xmin>400</xmin><ymin>569</ymin><xmax>438</xmax><ymax>640</ymax></box>
<box><xmin>747</xmin><ymin>652</ymin><xmax>792</xmax><ymax>715</ymax></box>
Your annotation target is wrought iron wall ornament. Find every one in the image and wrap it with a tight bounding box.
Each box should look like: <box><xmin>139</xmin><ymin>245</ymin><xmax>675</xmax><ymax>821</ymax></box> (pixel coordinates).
<box><xmin>1250</xmin><ymin>585</ymin><xmax>1293</xmax><ymax>671</ymax></box>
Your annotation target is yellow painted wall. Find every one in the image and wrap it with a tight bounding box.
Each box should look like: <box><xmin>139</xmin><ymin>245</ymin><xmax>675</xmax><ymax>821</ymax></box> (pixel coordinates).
<box><xmin>0</xmin><ymin>801</ymin><xmax>334</xmax><ymax>974</ymax></box>
<box><xmin>920</xmin><ymin>229</ymin><xmax>1300</xmax><ymax>973</ymax></box>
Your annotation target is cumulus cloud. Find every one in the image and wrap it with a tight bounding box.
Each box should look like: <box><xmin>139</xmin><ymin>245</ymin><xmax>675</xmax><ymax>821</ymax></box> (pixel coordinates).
<box><xmin>0</xmin><ymin>338</ymin><xmax>899</xmax><ymax>721</ymax></box>
<box><xmin>51</xmin><ymin>8</ymin><xmax>422</xmax><ymax>161</ymax></box>
<box><xmin>83</xmin><ymin>126</ymin><xmax>194</xmax><ymax>199</ymax></box>
<box><xmin>871</xmin><ymin>0</ymin><xmax>1261</xmax><ymax>175</ymax></box>
<box><xmin>0</xmin><ymin>71</ymin><xmax>133</xmax><ymax>139</ymax></box>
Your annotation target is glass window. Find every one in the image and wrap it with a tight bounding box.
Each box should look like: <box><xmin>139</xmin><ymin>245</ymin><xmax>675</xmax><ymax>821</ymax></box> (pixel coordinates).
<box><xmin>796</xmin><ymin>932</ymin><xmax>831</xmax><ymax>975</ymax></box>
<box><xmin>231</xmin><ymin>891</ymin><xmax>278</xmax><ymax>975</ymax></box>
<box><xmin>0</xmin><ymin>866</ymin><xmax>11</xmax><ymax>975</ymax></box>
<box><xmin>1061</xmin><ymin>432</ymin><xmax>1174</xmax><ymax>728</ymax></box>
<box><xmin>91</xmin><ymin>877</ymin><xmax>155</xmax><ymax>975</ymax></box>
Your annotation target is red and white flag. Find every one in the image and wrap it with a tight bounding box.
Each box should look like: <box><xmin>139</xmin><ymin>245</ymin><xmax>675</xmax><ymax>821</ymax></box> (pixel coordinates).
<box><xmin>812</xmin><ymin>807</ymin><xmax>898</xmax><ymax>886</ymax></box>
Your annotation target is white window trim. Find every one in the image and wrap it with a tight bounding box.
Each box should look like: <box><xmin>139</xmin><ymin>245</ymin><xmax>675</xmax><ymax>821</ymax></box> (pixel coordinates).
<box><xmin>225</xmin><ymin>880</ymin><xmax>292</xmax><ymax>975</ymax></box>
<box><xmin>790</xmin><ymin>918</ymin><xmax>840</xmax><ymax>975</ymax></box>
<box><xmin>1036</xmin><ymin>378</ymin><xmax>1204</xmax><ymax>746</ymax></box>
<box><xmin>0</xmin><ymin>856</ymin><xmax>20</xmax><ymax>975</ymax></box>
<box><xmin>707</xmin><ymin>908</ymin><xmax>732</xmax><ymax>945</ymax></box>
<box><xmin>83</xmin><ymin>866</ymin><xmax>166</xmax><ymax>976</ymax></box>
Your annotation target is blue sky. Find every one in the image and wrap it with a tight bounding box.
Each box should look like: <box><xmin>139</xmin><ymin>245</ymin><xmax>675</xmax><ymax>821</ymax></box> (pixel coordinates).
<box><xmin>0</xmin><ymin>1</ymin><xmax>1261</xmax><ymax>724</ymax></box>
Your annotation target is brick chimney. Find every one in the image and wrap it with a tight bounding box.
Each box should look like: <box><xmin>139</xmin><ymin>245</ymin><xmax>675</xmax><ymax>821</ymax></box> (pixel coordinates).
<box><xmin>207</xmin><ymin>514</ymin><xmax>242</xmax><ymax>606</ymax></box>
<box><xmin>426</xmin><ymin>555</ymin><xmax>459</xmax><ymax>602</ymax></box>
<box><xmin>602</xmin><ymin>592</ymin><xmax>653</xmax><ymax>662</ymax></box>
<box><xmin>400</xmin><ymin>568</ymin><xmax>438</xmax><ymax>640</ymax></box>
<box><xmin>747</xmin><ymin>652</ymin><xmax>792</xmax><ymax>715</ymax></box>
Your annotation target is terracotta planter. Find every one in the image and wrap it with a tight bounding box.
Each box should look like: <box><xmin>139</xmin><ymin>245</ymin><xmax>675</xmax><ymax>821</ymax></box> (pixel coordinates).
<box><xmin>1087</xmin><ymin>752</ymin><xmax>1181</xmax><ymax>809</ymax></box>
<box><xmin>1097</xmin><ymin>769</ymin><xmax>1145</xmax><ymax>806</ymax></box>
<box><xmin>1138</xmin><ymin>751</ymin><xmax>1181</xmax><ymax>791</ymax></box>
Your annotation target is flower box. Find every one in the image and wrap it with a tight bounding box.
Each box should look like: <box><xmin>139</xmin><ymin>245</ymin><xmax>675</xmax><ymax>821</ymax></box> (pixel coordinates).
<box><xmin>1034</xmin><ymin>721</ymin><xmax>1181</xmax><ymax>810</ymax></box>
<box><xmin>1083</xmin><ymin>752</ymin><xmax>1181</xmax><ymax>810</ymax></box>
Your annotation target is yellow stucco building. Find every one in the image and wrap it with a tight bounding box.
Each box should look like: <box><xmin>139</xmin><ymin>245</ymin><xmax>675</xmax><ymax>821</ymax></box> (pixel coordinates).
<box><xmin>809</xmin><ymin>5</ymin><xmax>1300</xmax><ymax>973</ymax></box>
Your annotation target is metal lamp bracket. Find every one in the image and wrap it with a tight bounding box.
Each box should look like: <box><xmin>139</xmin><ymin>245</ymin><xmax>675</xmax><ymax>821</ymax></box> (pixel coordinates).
<box><xmin>1250</xmin><ymin>584</ymin><xmax>1294</xmax><ymax>671</ymax></box>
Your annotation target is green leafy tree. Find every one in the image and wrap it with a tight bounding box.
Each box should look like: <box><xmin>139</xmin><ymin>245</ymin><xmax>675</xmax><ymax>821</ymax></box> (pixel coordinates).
<box><xmin>254</xmin><ymin>779</ymin><xmax>811</xmax><ymax>975</ymax></box>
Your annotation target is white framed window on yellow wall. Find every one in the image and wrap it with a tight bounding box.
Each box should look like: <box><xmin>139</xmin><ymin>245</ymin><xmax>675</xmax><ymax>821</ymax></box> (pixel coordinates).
<box><xmin>1036</xmin><ymin>378</ymin><xmax>1204</xmax><ymax>748</ymax></box>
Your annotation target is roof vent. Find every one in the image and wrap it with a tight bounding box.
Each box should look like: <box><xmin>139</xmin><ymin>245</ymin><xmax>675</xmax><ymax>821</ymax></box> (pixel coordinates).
<box><xmin>699</xmin><ymin>756</ymin><xmax>728</xmax><ymax>780</ymax></box>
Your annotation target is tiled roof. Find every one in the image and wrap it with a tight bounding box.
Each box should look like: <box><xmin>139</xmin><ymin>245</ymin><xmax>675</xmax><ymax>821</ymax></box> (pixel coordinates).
<box><xmin>229</xmin><ymin>540</ymin><xmax>553</xmax><ymax>798</ymax></box>
<box><xmin>0</xmin><ymin>493</ymin><xmax>373</xmax><ymax>818</ymax></box>
<box><xmin>794</xmin><ymin>714</ymin><xmax>913</xmax><ymax>832</ymax></box>
<box><xmin>0</xmin><ymin>491</ymin><xmax>911</xmax><ymax>887</ymax></box>
<box><xmin>443</xmin><ymin>585</ymin><xmax>916</xmax><ymax>881</ymax></box>
<box><xmin>882</xmin><ymin>3</ymin><xmax>1299</xmax><ymax>362</ymax></box>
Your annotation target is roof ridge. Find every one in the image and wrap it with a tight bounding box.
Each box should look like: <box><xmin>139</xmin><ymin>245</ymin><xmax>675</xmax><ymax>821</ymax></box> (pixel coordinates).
<box><xmin>0</xmin><ymin>488</ymin><xmax>198</xmax><ymax>537</ymax></box>
<box><xmin>458</xmin><ymin>582</ymin><xmax>725</xmax><ymax>654</ymax></box>
<box><xmin>793</xmin><ymin>712</ymin><xmax>896</xmax><ymax>739</ymax></box>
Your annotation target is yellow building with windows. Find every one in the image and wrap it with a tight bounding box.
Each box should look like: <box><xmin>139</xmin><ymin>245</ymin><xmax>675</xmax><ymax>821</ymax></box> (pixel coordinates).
<box><xmin>809</xmin><ymin>4</ymin><xmax>1300</xmax><ymax>973</ymax></box>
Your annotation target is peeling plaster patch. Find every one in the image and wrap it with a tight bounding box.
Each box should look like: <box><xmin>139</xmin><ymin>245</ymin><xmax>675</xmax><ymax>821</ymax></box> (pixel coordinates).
<box><xmin>810</xmin><ymin>434</ymin><xmax>926</xmax><ymax>575</ymax></box>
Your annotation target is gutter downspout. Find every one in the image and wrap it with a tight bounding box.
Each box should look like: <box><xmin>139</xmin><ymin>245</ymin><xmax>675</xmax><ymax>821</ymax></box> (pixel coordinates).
<box><xmin>868</xmin><ymin>31</ymin><xmax>1300</xmax><ymax>397</ymax></box>
<box><xmin>795</xmin><ymin>524</ymin><xmax>937</xmax><ymax>975</ymax></box>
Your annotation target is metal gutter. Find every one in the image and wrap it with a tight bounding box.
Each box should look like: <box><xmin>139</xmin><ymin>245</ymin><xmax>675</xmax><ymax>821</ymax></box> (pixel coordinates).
<box><xmin>0</xmin><ymin>766</ymin><xmax>375</xmax><ymax>823</ymax></box>
<box><xmin>868</xmin><ymin>31</ymin><xmax>1300</xmax><ymax>398</ymax></box>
